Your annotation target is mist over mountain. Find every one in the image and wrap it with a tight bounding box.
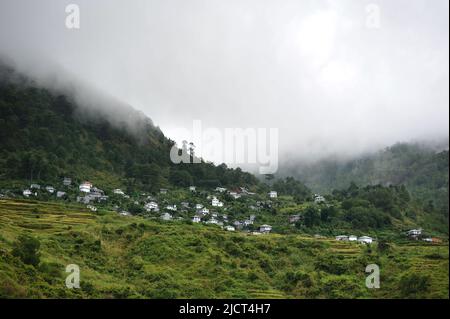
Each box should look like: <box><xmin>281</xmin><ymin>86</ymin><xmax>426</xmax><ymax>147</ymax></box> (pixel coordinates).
<box><xmin>0</xmin><ymin>57</ymin><xmax>157</xmax><ymax>142</ymax></box>
<box><xmin>0</xmin><ymin>62</ymin><xmax>259</xmax><ymax>191</ymax></box>
<box><xmin>276</xmin><ymin>142</ymin><xmax>449</xmax><ymax>219</ymax></box>
<box><xmin>1</xmin><ymin>0</ymin><xmax>448</xmax><ymax>164</ymax></box>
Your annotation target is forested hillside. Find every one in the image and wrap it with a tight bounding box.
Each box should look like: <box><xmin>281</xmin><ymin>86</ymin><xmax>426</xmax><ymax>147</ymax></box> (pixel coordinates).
<box><xmin>280</xmin><ymin>143</ymin><xmax>449</xmax><ymax>223</ymax></box>
<box><xmin>0</xmin><ymin>64</ymin><xmax>258</xmax><ymax>192</ymax></box>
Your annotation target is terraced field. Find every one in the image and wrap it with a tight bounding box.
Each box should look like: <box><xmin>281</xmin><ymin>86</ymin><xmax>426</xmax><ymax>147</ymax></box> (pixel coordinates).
<box><xmin>0</xmin><ymin>199</ymin><xmax>448</xmax><ymax>299</ymax></box>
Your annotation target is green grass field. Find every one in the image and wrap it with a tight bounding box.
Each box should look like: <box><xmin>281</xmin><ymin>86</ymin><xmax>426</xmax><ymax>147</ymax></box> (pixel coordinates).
<box><xmin>0</xmin><ymin>199</ymin><xmax>448</xmax><ymax>299</ymax></box>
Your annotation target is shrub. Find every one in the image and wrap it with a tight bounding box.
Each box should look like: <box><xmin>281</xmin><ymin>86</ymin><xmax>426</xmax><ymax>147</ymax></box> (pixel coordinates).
<box><xmin>315</xmin><ymin>254</ymin><xmax>350</xmax><ymax>275</ymax></box>
<box><xmin>399</xmin><ymin>273</ymin><xmax>431</xmax><ymax>298</ymax></box>
<box><xmin>11</xmin><ymin>235</ymin><xmax>41</xmax><ymax>267</ymax></box>
<box><xmin>39</xmin><ymin>262</ymin><xmax>63</xmax><ymax>284</ymax></box>
<box><xmin>320</xmin><ymin>275</ymin><xmax>365</xmax><ymax>298</ymax></box>
<box><xmin>377</xmin><ymin>239</ymin><xmax>391</xmax><ymax>253</ymax></box>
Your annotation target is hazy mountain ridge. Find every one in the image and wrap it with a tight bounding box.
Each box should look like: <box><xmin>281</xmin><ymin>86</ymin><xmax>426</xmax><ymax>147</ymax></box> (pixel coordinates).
<box><xmin>279</xmin><ymin>143</ymin><xmax>449</xmax><ymax>219</ymax></box>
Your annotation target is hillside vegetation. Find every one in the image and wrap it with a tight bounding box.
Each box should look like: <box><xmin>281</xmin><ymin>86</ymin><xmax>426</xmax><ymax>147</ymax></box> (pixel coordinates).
<box><xmin>281</xmin><ymin>143</ymin><xmax>449</xmax><ymax>224</ymax></box>
<box><xmin>0</xmin><ymin>63</ymin><xmax>448</xmax><ymax>299</ymax></box>
<box><xmin>0</xmin><ymin>199</ymin><xmax>448</xmax><ymax>299</ymax></box>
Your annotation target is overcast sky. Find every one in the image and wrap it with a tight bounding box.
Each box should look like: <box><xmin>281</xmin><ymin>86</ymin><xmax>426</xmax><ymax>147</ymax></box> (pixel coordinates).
<box><xmin>0</xmin><ymin>0</ymin><xmax>448</xmax><ymax>166</ymax></box>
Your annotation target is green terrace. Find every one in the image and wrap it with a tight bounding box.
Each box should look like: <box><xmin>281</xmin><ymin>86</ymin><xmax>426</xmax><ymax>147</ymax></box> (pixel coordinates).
<box><xmin>0</xmin><ymin>198</ymin><xmax>448</xmax><ymax>299</ymax></box>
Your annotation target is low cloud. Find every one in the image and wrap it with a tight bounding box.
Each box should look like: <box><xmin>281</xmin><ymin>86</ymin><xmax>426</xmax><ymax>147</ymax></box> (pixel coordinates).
<box><xmin>0</xmin><ymin>0</ymin><xmax>448</xmax><ymax>166</ymax></box>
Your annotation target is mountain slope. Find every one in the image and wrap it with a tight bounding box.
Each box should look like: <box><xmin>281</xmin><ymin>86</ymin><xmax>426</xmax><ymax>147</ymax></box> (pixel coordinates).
<box><xmin>1</xmin><ymin>198</ymin><xmax>448</xmax><ymax>299</ymax></box>
<box><xmin>0</xmin><ymin>64</ymin><xmax>259</xmax><ymax>192</ymax></box>
<box><xmin>279</xmin><ymin>143</ymin><xmax>449</xmax><ymax>221</ymax></box>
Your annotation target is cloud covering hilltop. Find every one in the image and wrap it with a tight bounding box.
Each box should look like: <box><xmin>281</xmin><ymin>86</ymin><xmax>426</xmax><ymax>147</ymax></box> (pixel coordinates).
<box><xmin>0</xmin><ymin>0</ymin><xmax>448</xmax><ymax>164</ymax></box>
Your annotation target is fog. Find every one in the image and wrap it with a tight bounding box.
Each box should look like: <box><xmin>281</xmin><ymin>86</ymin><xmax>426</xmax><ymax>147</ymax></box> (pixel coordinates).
<box><xmin>0</xmin><ymin>0</ymin><xmax>448</xmax><ymax>167</ymax></box>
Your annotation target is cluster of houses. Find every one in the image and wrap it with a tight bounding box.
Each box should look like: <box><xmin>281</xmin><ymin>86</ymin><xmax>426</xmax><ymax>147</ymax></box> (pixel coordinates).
<box><xmin>77</xmin><ymin>181</ymin><xmax>109</xmax><ymax>204</ymax></box>
<box><xmin>335</xmin><ymin>235</ymin><xmax>374</xmax><ymax>244</ymax></box>
<box><xmin>406</xmin><ymin>228</ymin><xmax>422</xmax><ymax>240</ymax></box>
<box><xmin>14</xmin><ymin>179</ymin><xmax>339</xmax><ymax>237</ymax></box>
<box><xmin>333</xmin><ymin>228</ymin><xmax>439</xmax><ymax>245</ymax></box>
<box><xmin>406</xmin><ymin>228</ymin><xmax>439</xmax><ymax>243</ymax></box>
<box><xmin>109</xmin><ymin>184</ymin><xmax>275</xmax><ymax>235</ymax></box>
<box><xmin>17</xmin><ymin>179</ymin><xmax>441</xmax><ymax>244</ymax></box>
<box><xmin>138</xmin><ymin>186</ymin><xmax>275</xmax><ymax>234</ymax></box>
<box><xmin>22</xmin><ymin>182</ymin><xmax>67</xmax><ymax>199</ymax></box>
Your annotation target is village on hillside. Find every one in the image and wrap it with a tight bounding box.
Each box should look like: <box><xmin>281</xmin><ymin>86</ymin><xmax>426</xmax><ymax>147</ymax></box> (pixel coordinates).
<box><xmin>0</xmin><ymin>177</ymin><xmax>439</xmax><ymax>243</ymax></box>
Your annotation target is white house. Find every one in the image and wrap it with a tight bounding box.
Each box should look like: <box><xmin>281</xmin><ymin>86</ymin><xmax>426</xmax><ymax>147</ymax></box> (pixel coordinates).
<box><xmin>199</xmin><ymin>207</ymin><xmax>210</xmax><ymax>215</ymax></box>
<box><xmin>335</xmin><ymin>235</ymin><xmax>349</xmax><ymax>241</ymax></box>
<box><xmin>63</xmin><ymin>177</ymin><xmax>72</xmax><ymax>186</ymax></box>
<box><xmin>268</xmin><ymin>191</ymin><xmax>277</xmax><ymax>198</ymax></box>
<box><xmin>357</xmin><ymin>236</ymin><xmax>373</xmax><ymax>244</ymax></box>
<box><xmin>289</xmin><ymin>215</ymin><xmax>301</xmax><ymax>224</ymax></box>
<box><xmin>92</xmin><ymin>187</ymin><xmax>103</xmax><ymax>193</ymax></box>
<box><xmin>244</xmin><ymin>219</ymin><xmax>253</xmax><ymax>227</ymax></box>
<box><xmin>144</xmin><ymin>201</ymin><xmax>159</xmax><ymax>212</ymax></box>
<box><xmin>189</xmin><ymin>186</ymin><xmax>196</xmax><ymax>192</ymax></box>
<box><xmin>113</xmin><ymin>189</ymin><xmax>125</xmax><ymax>196</ymax></box>
<box><xmin>119</xmin><ymin>211</ymin><xmax>131</xmax><ymax>217</ymax></box>
<box><xmin>192</xmin><ymin>215</ymin><xmax>202</xmax><ymax>223</ymax></box>
<box><xmin>181</xmin><ymin>202</ymin><xmax>190</xmax><ymax>209</ymax></box>
<box><xmin>349</xmin><ymin>235</ymin><xmax>358</xmax><ymax>241</ymax></box>
<box><xmin>240</xmin><ymin>187</ymin><xmax>255</xmax><ymax>196</ymax></box>
<box><xmin>160</xmin><ymin>188</ymin><xmax>168</xmax><ymax>194</ymax></box>
<box><xmin>211</xmin><ymin>197</ymin><xmax>224</xmax><ymax>207</ymax></box>
<box><xmin>166</xmin><ymin>205</ymin><xmax>177</xmax><ymax>211</ymax></box>
<box><xmin>30</xmin><ymin>184</ymin><xmax>41</xmax><ymax>190</ymax></box>
<box><xmin>160</xmin><ymin>212</ymin><xmax>173</xmax><ymax>221</ymax></box>
<box><xmin>45</xmin><ymin>186</ymin><xmax>55</xmax><ymax>194</ymax></box>
<box><xmin>215</xmin><ymin>187</ymin><xmax>227</xmax><ymax>193</ymax></box>
<box><xmin>224</xmin><ymin>225</ymin><xmax>235</xmax><ymax>231</ymax></box>
<box><xmin>314</xmin><ymin>194</ymin><xmax>326</xmax><ymax>203</ymax></box>
<box><xmin>79</xmin><ymin>181</ymin><xmax>92</xmax><ymax>193</ymax></box>
<box><xmin>23</xmin><ymin>189</ymin><xmax>33</xmax><ymax>197</ymax></box>
<box><xmin>87</xmin><ymin>205</ymin><xmax>97</xmax><ymax>212</ymax></box>
<box><xmin>195</xmin><ymin>204</ymin><xmax>204</xmax><ymax>210</ymax></box>
<box><xmin>407</xmin><ymin>229</ymin><xmax>422</xmax><ymax>239</ymax></box>
<box><xmin>259</xmin><ymin>224</ymin><xmax>272</xmax><ymax>233</ymax></box>
<box><xmin>229</xmin><ymin>191</ymin><xmax>241</xmax><ymax>199</ymax></box>
<box><xmin>56</xmin><ymin>191</ymin><xmax>66</xmax><ymax>198</ymax></box>
<box><xmin>206</xmin><ymin>218</ymin><xmax>219</xmax><ymax>225</ymax></box>
<box><xmin>233</xmin><ymin>221</ymin><xmax>243</xmax><ymax>229</ymax></box>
